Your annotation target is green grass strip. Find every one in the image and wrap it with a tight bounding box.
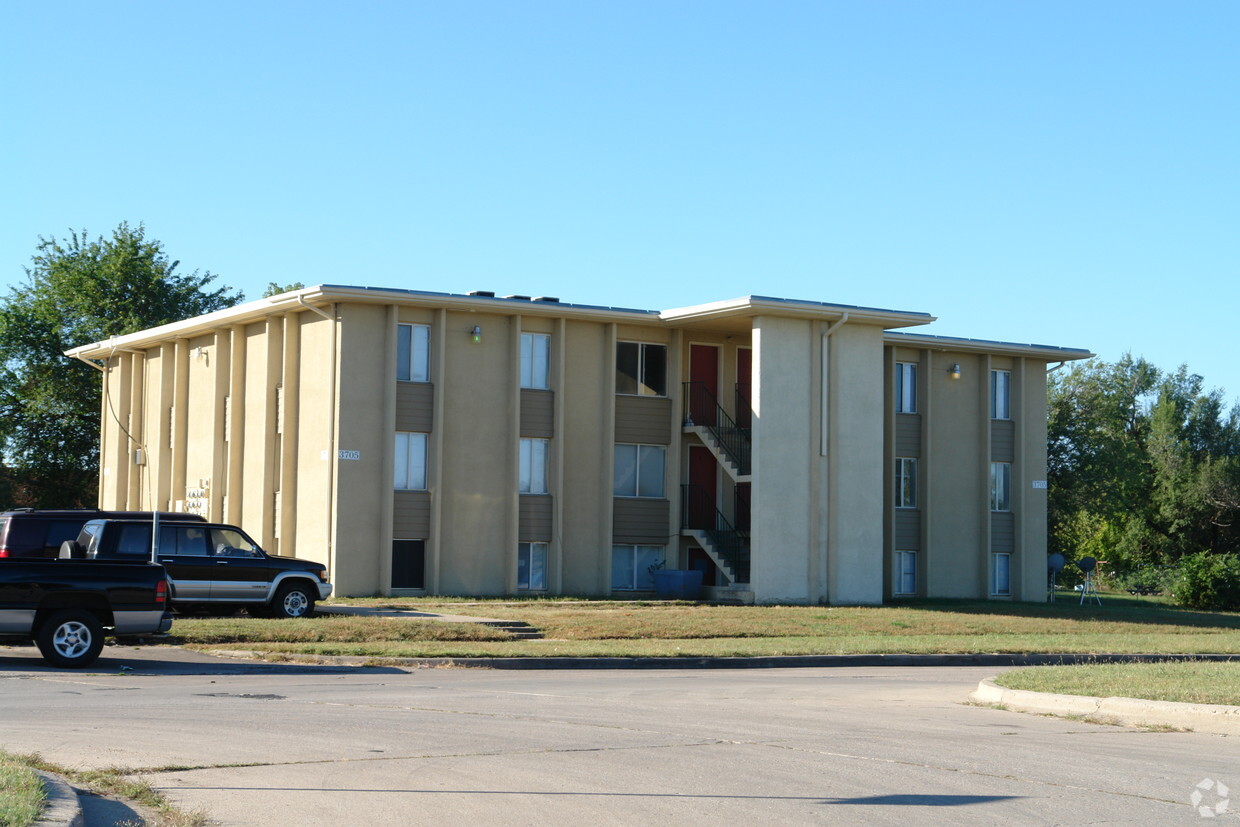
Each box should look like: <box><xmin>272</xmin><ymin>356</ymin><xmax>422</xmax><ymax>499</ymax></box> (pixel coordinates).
<box><xmin>0</xmin><ymin>754</ymin><xmax>44</xmax><ymax>827</ymax></box>
<box><xmin>995</xmin><ymin>661</ymin><xmax>1240</xmax><ymax>705</ymax></box>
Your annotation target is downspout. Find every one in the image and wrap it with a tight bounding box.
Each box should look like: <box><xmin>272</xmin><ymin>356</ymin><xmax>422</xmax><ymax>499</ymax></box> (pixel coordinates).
<box><xmin>298</xmin><ymin>295</ymin><xmax>339</xmax><ymax>583</ymax></box>
<box><xmin>1046</xmin><ymin>361</ymin><xmax>1066</xmax><ymax>374</ymax></box>
<box><xmin>820</xmin><ymin>312</ymin><xmax>849</xmax><ymax>456</ymax></box>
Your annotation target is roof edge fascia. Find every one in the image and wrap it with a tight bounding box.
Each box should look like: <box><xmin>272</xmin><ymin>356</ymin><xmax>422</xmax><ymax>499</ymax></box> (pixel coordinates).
<box><xmin>64</xmin><ymin>285</ymin><xmax>663</xmax><ymax>359</ymax></box>
<box><xmin>660</xmin><ymin>296</ymin><xmax>936</xmax><ymax>329</ymax></box>
<box><xmin>885</xmin><ymin>330</ymin><xmax>1094</xmax><ymax>360</ymax></box>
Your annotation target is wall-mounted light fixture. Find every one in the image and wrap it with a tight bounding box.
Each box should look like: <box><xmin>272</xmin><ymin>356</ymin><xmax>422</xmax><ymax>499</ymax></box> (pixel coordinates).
<box><xmin>193</xmin><ymin>346</ymin><xmax>207</xmax><ymax>361</ymax></box>
<box><xmin>948</xmin><ymin>363</ymin><xmax>962</xmax><ymax>379</ymax></box>
<box><xmin>470</xmin><ymin>325</ymin><xmax>482</xmax><ymax>344</ymax></box>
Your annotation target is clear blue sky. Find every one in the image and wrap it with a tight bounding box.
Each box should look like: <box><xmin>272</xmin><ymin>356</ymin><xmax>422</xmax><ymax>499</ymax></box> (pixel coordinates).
<box><xmin>4</xmin><ymin>2</ymin><xmax>1237</xmax><ymax>402</ymax></box>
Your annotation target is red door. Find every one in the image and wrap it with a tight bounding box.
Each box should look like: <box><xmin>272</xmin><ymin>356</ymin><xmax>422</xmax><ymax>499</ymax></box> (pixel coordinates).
<box><xmin>689</xmin><ymin>344</ymin><xmax>719</xmax><ymax>426</ymax></box>
<box><xmin>736</xmin><ymin>347</ymin><xmax>752</xmax><ymax>429</ymax></box>
<box><xmin>688</xmin><ymin>446</ymin><xmax>717</xmax><ymax>529</ymax></box>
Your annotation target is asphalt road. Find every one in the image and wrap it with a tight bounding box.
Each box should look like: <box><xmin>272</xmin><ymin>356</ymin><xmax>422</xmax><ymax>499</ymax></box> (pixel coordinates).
<box><xmin>0</xmin><ymin>644</ymin><xmax>1236</xmax><ymax>825</ymax></box>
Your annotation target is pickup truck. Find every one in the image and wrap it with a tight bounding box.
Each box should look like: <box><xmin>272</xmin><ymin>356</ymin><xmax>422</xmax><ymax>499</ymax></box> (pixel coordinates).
<box><xmin>0</xmin><ymin>558</ymin><xmax>171</xmax><ymax>667</ymax></box>
<box><xmin>66</xmin><ymin>518</ymin><xmax>332</xmax><ymax>618</ymax></box>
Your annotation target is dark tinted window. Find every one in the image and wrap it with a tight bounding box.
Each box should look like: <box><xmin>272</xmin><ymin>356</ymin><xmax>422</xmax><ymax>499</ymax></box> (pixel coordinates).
<box><xmin>616</xmin><ymin>342</ymin><xmax>666</xmax><ymax>396</ymax></box>
<box><xmin>616</xmin><ymin>342</ymin><xmax>639</xmax><ymax>395</ymax></box>
<box><xmin>46</xmin><ymin>520</ymin><xmax>85</xmax><ymax>552</ymax></box>
<box><xmin>115</xmin><ymin>525</ymin><xmax>153</xmax><ymax>557</ymax></box>
<box><xmin>3</xmin><ymin>519</ymin><xmax>45</xmax><ymax>549</ymax></box>
<box><xmin>642</xmin><ymin>344</ymin><xmax>667</xmax><ymax>396</ymax></box>
<box><xmin>392</xmin><ymin>540</ymin><xmax>425</xmax><ymax>589</ymax></box>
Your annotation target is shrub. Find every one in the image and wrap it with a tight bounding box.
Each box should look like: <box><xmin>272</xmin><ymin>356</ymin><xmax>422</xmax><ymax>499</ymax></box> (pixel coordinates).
<box><xmin>1114</xmin><ymin>566</ymin><xmax>1176</xmax><ymax>596</ymax></box>
<box><xmin>1170</xmin><ymin>552</ymin><xmax>1240</xmax><ymax>611</ymax></box>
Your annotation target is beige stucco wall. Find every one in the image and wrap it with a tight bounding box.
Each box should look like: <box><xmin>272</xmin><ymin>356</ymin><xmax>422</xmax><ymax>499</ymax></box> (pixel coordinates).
<box><xmin>923</xmin><ymin>351</ymin><xmax>987</xmax><ymax>597</ymax></box>
<box><xmin>560</xmin><ymin>320</ymin><xmax>614</xmax><ymax>594</ymax></box>
<box><xmin>750</xmin><ymin>316</ymin><xmax>819</xmax><ymax>603</ymax></box>
<box><xmin>1017</xmin><ymin>358</ymin><xmax>1050</xmax><ymax>600</ymax></box>
<box><xmin>436</xmin><ymin>310</ymin><xmax>517</xmax><ymax>595</ymax></box>
<box><xmin>330</xmin><ymin>303</ymin><xmax>391</xmax><ymax>594</ymax></box>
<box><xmin>826</xmin><ymin>323</ymin><xmax>885</xmax><ymax>605</ymax></box>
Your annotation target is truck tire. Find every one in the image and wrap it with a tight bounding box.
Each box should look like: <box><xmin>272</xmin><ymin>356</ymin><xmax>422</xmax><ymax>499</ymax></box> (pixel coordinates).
<box><xmin>36</xmin><ymin>610</ymin><xmax>105</xmax><ymax>668</ymax></box>
<box><xmin>269</xmin><ymin>582</ymin><xmax>315</xmax><ymax>619</ymax></box>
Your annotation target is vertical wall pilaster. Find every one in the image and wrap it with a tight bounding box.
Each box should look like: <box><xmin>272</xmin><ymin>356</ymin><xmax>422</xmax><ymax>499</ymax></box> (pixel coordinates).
<box><xmin>211</xmin><ymin>332</ymin><xmax>230</xmax><ymax>520</ymax></box>
<box><xmin>429</xmin><ymin>308</ymin><xmax>447</xmax><ymax>594</ymax></box>
<box><xmin>126</xmin><ymin>352</ymin><xmax>145</xmax><ymax>509</ymax></box>
<box><xmin>171</xmin><ymin>340</ymin><xmax>190</xmax><ymax>509</ymax></box>
<box><xmin>552</xmin><ymin>316</ymin><xmax>566</xmax><ymax>593</ymax></box>
<box><xmin>226</xmin><ymin>327</ymin><xmax>245</xmax><ymax>524</ymax></box>
<box><xmin>667</xmin><ymin>328</ymin><xmax>684</xmax><ymax>567</ymax></box>
<box><xmin>979</xmin><ymin>353</ymin><xmax>993</xmax><ymax>597</ymax></box>
<box><xmin>280</xmin><ymin>313</ymin><xmax>301</xmax><ymax>557</ymax></box>
<box><xmin>601</xmin><ymin>323</ymin><xmax>617</xmax><ymax>594</ymax></box>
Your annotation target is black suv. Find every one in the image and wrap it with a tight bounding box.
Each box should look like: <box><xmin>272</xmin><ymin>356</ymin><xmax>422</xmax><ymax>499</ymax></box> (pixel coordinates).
<box><xmin>69</xmin><ymin>518</ymin><xmax>332</xmax><ymax>618</ymax></box>
<box><xmin>0</xmin><ymin>509</ymin><xmax>204</xmax><ymax>559</ymax></box>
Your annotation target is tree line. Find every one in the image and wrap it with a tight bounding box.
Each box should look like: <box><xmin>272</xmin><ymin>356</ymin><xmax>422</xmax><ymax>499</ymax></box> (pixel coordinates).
<box><xmin>1048</xmin><ymin>354</ymin><xmax>1240</xmax><ymax>602</ymax></box>
<box><xmin>0</xmin><ymin>223</ymin><xmax>300</xmax><ymax>507</ymax></box>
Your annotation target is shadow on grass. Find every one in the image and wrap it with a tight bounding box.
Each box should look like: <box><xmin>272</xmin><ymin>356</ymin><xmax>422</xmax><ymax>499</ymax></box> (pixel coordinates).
<box><xmin>896</xmin><ymin>595</ymin><xmax>1240</xmax><ymax>630</ymax></box>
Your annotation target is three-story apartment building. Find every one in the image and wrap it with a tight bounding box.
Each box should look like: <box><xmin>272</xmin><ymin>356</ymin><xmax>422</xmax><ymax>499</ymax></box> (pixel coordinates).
<box><xmin>67</xmin><ymin>285</ymin><xmax>1090</xmax><ymax>603</ymax></box>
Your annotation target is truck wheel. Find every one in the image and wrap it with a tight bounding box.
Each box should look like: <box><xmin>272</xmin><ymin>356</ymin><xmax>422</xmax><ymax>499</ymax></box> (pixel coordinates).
<box><xmin>270</xmin><ymin>582</ymin><xmax>315</xmax><ymax>619</ymax></box>
<box><xmin>36</xmin><ymin>610</ymin><xmax>105</xmax><ymax>668</ymax></box>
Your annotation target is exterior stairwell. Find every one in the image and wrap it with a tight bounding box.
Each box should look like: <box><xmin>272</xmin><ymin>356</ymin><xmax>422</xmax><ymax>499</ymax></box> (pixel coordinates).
<box><xmin>681</xmin><ymin>485</ymin><xmax>750</xmax><ymax>585</ymax></box>
<box><xmin>683</xmin><ymin>425</ymin><xmax>750</xmax><ymax>483</ymax></box>
<box><xmin>681</xmin><ymin>382</ymin><xmax>751</xmax><ymax>483</ymax></box>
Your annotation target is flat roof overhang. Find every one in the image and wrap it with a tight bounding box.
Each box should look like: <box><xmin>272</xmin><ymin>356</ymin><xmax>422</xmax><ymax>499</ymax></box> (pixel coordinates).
<box><xmin>64</xmin><ymin>286</ymin><xmax>938</xmax><ymax>360</ymax></box>
<box><xmin>885</xmin><ymin>330</ymin><xmax>1094</xmax><ymax>361</ymax></box>
<box><xmin>661</xmin><ymin>295</ymin><xmax>936</xmax><ymax>334</ymax></box>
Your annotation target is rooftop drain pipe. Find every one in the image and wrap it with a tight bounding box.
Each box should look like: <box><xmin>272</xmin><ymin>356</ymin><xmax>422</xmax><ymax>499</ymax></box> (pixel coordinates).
<box><xmin>820</xmin><ymin>312</ymin><xmax>849</xmax><ymax>457</ymax></box>
<box><xmin>1046</xmin><ymin>361</ymin><xmax>1066</xmax><ymax>374</ymax></box>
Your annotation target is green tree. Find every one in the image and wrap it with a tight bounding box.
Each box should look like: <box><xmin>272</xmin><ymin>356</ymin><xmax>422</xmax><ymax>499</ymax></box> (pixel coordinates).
<box><xmin>0</xmin><ymin>223</ymin><xmax>242</xmax><ymax>507</ymax></box>
<box><xmin>262</xmin><ymin>281</ymin><xmax>305</xmax><ymax>298</ymax></box>
<box><xmin>1049</xmin><ymin>355</ymin><xmax>1240</xmax><ymax>573</ymax></box>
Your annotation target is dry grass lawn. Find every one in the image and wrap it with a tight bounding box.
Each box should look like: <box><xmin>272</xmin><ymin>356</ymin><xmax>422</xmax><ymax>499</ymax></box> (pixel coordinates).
<box><xmin>167</xmin><ymin>595</ymin><xmax>1240</xmax><ymax>660</ymax></box>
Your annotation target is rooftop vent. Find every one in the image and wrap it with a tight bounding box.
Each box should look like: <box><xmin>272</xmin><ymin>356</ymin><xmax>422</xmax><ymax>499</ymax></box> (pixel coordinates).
<box><xmin>504</xmin><ymin>294</ymin><xmax>532</xmax><ymax>301</ymax></box>
<box><xmin>467</xmin><ymin>290</ymin><xmax>495</xmax><ymax>297</ymax></box>
<box><xmin>533</xmin><ymin>296</ymin><xmax>560</xmax><ymax>303</ymax></box>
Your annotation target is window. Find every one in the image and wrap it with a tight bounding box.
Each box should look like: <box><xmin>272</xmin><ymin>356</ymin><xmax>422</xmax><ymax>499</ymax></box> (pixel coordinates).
<box><xmin>992</xmin><ymin>552</ymin><xmax>1011</xmax><ymax>596</ymax></box>
<box><xmin>611</xmin><ymin>544</ymin><xmax>664</xmax><ymax>590</ymax></box>
<box><xmin>991</xmin><ymin>370</ymin><xmax>1010</xmax><ymax>420</ymax></box>
<box><xmin>392</xmin><ymin>540</ymin><xmax>425</xmax><ymax>589</ymax></box>
<box><xmin>395</xmin><ymin>432</ymin><xmax>428</xmax><ymax>490</ymax></box>
<box><xmin>990</xmin><ymin>461</ymin><xmax>1010</xmax><ymax>512</ymax></box>
<box><xmin>614</xmin><ymin>444</ymin><xmax>665</xmax><ymax>498</ymax></box>
<box><xmin>895</xmin><ymin>457</ymin><xmax>917</xmax><ymax>509</ymax></box>
<box><xmin>208</xmin><ymin>527</ymin><xmax>261</xmax><ymax>557</ymax></box>
<box><xmin>895</xmin><ymin>362</ymin><xmax>917</xmax><ymax>413</ymax></box>
<box><xmin>616</xmin><ymin>342</ymin><xmax>667</xmax><ymax>396</ymax></box>
<box><xmin>397</xmin><ymin>323</ymin><xmax>430</xmax><ymax>382</ymax></box>
<box><xmin>519</xmin><ymin>438</ymin><xmax>549</xmax><ymax>494</ymax></box>
<box><xmin>520</xmin><ymin>332</ymin><xmax>550</xmax><ymax>389</ymax></box>
<box><xmin>518</xmin><ymin>542</ymin><xmax>548</xmax><ymax>590</ymax></box>
<box><xmin>895</xmin><ymin>550</ymin><xmax>917</xmax><ymax>596</ymax></box>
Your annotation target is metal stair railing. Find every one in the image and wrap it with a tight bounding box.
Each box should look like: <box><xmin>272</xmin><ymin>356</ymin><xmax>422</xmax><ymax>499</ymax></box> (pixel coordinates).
<box><xmin>681</xmin><ymin>485</ymin><xmax>750</xmax><ymax>584</ymax></box>
<box><xmin>682</xmin><ymin>381</ymin><xmax>752</xmax><ymax>476</ymax></box>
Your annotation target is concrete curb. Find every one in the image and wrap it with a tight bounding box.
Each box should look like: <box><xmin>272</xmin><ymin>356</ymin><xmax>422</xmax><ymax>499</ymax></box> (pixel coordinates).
<box><xmin>210</xmin><ymin>649</ymin><xmax>1239</xmax><ymax>670</ymax></box>
<box><xmin>970</xmin><ymin>678</ymin><xmax>1240</xmax><ymax>735</ymax></box>
<box><xmin>33</xmin><ymin>771</ymin><xmax>83</xmax><ymax>827</ymax></box>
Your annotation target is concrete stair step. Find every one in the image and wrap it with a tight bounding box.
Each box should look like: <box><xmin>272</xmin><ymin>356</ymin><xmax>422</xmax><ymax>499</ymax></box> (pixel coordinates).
<box><xmin>478</xmin><ymin>620</ymin><xmax>544</xmax><ymax>639</ymax></box>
